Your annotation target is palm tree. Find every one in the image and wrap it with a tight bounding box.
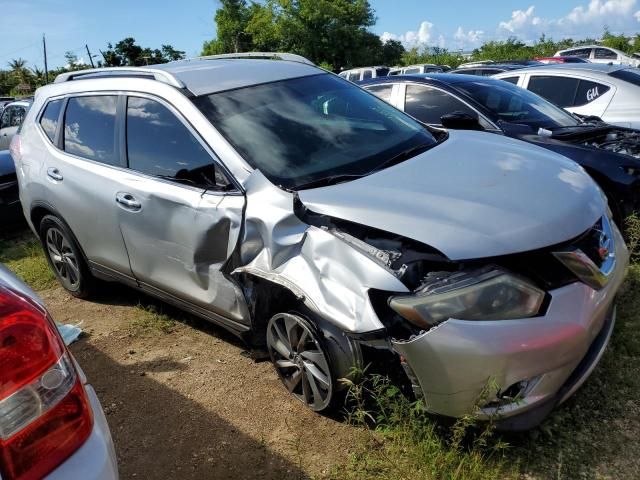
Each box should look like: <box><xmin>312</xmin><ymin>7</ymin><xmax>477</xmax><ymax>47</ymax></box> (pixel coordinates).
<box><xmin>8</xmin><ymin>58</ymin><xmax>32</xmax><ymax>94</ymax></box>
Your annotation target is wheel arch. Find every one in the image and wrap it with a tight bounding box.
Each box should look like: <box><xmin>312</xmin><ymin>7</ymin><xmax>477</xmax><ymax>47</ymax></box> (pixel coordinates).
<box><xmin>235</xmin><ymin>271</ymin><xmax>363</xmax><ymax>382</ymax></box>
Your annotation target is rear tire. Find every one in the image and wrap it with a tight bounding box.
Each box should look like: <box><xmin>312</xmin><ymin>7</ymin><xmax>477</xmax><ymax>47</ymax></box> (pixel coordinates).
<box><xmin>39</xmin><ymin>215</ymin><xmax>95</xmax><ymax>298</ymax></box>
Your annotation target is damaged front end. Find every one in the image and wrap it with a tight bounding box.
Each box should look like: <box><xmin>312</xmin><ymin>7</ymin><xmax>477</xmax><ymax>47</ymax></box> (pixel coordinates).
<box><xmin>576</xmin><ymin>128</ymin><xmax>640</xmax><ymax>160</ymax></box>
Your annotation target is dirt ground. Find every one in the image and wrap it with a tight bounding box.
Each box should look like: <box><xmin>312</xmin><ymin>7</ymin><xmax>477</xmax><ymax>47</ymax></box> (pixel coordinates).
<box><xmin>39</xmin><ymin>283</ymin><xmax>362</xmax><ymax>479</ymax></box>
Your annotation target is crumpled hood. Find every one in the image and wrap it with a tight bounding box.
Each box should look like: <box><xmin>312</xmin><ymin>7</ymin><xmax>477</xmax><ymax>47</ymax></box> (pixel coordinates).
<box><xmin>298</xmin><ymin>131</ymin><xmax>605</xmax><ymax>260</ymax></box>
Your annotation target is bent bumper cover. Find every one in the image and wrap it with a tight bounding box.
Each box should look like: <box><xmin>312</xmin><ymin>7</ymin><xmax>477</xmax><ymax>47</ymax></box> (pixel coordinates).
<box><xmin>392</xmin><ymin>227</ymin><xmax>629</xmax><ymax>425</ymax></box>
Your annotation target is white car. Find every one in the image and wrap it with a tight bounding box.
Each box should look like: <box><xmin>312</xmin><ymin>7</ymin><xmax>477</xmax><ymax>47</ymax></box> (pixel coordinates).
<box><xmin>388</xmin><ymin>64</ymin><xmax>444</xmax><ymax>75</ymax></box>
<box><xmin>0</xmin><ymin>99</ymin><xmax>31</xmax><ymax>150</ymax></box>
<box><xmin>338</xmin><ymin>66</ymin><xmax>390</xmax><ymax>82</ymax></box>
<box><xmin>494</xmin><ymin>64</ymin><xmax>640</xmax><ymax>129</ymax></box>
<box><xmin>555</xmin><ymin>45</ymin><xmax>640</xmax><ymax>67</ymax></box>
<box><xmin>0</xmin><ymin>264</ymin><xmax>118</xmax><ymax>479</ymax></box>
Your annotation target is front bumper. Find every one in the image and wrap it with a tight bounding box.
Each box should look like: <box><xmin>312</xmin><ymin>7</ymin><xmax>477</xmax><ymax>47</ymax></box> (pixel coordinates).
<box><xmin>392</xmin><ymin>225</ymin><xmax>629</xmax><ymax>428</ymax></box>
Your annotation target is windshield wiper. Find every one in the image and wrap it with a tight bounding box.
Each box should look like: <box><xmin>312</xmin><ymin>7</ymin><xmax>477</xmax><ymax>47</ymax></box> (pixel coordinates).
<box><xmin>294</xmin><ymin>143</ymin><xmax>433</xmax><ymax>191</ymax></box>
<box><xmin>368</xmin><ymin>143</ymin><xmax>433</xmax><ymax>175</ymax></box>
<box><xmin>294</xmin><ymin>173</ymin><xmax>366</xmax><ymax>191</ymax></box>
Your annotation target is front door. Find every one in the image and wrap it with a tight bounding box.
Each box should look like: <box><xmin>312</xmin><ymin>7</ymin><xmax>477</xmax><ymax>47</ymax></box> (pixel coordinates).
<box><xmin>117</xmin><ymin>95</ymin><xmax>249</xmax><ymax>328</ymax></box>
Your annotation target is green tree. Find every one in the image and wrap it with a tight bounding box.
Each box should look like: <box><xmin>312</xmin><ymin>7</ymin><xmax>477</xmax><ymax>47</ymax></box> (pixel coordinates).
<box><xmin>210</xmin><ymin>0</ymin><xmax>252</xmax><ymax>53</ymax></box>
<box><xmin>101</xmin><ymin>38</ymin><xmax>185</xmax><ymax>66</ymax></box>
<box><xmin>380</xmin><ymin>39</ymin><xmax>405</xmax><ymax>67</ymax></box>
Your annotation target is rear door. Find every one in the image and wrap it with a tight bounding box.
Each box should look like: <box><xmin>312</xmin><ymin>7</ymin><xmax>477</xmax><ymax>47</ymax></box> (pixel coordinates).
<box><xmin>39</xmin><ymin>94</ymin><xmax>134</xmax><ymax>281</ymax></box>
<box><xmin>117</xmin><ymin>94</ymin><xmax>249</xmax><ymax>328</ymax></box>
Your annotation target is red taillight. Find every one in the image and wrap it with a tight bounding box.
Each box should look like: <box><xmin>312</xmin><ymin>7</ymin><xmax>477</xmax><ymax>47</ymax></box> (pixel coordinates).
<box><xmin>0</xmin><ymin>287</ymin><xmax>93</xmax><ymax>480</ymax></box>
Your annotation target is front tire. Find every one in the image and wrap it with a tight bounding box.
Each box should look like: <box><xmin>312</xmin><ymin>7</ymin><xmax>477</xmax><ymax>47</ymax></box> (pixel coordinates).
<box><xmin>39</xmin><ymin>215</ymin><xmax>94</xmax><ymax>298</ymax></box>
<box><xmin>267</xmin><ymin>312</ymin><xmax>338</xmax><ymax>412</ymax></box>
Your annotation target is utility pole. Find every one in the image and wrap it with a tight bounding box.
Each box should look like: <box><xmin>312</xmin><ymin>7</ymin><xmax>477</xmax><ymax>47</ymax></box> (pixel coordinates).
<box><xmin>85</xmin><ymin>44</ymin><xmax>95</xmax><ymax>68</ymax></box>
<box><xmin>43</xmin><ymin>34</ymin><xmax>49</xmax><ymax>83</ymax></box>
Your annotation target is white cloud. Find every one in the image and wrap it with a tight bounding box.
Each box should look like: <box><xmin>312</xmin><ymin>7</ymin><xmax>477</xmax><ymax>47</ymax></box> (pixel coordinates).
<box><xmin>381</xmin><ymin>21</ymin><xmax>437</xmax><ymax>48</ymax></box>
<box><xmin>380</xmin><ymin>0</ymin><xmax>640</xmax><ymax>53</ymax></box>
<box><xmin>498</xmin><ymin>0</ymin><xmax>640</xmax><ymax>41</ymax></box>
<box><xmin>454</xmin><ymin>27</ymin><xmax>485</xmax><ymax>49</ymax></box>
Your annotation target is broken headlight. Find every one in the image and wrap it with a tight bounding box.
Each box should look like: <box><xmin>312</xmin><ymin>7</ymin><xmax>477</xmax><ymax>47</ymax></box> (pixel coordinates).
<box><xmin>388</xmin><ymin>267</ymin><xmax>545</xmax><ymax>329</ymax></box>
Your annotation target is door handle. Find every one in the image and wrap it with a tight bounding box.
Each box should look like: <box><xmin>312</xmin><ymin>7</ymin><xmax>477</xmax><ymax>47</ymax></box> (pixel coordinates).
<box><xmin>47</xmin><ymin>167</ymin><xmax>63</xmax><ymax>181</ymax></box>
<box><xmin>115</xmin><ymin>192</ymin><xmax>142</xmax><ymax>210</ymax></box>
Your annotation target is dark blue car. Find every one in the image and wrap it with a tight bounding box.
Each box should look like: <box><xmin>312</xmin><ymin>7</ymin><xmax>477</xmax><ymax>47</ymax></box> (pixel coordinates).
<box><xmin>0</xmin><ymin>149</ymin><xmax>21</xmax><ymax>222</ymax></box>
<box><xmin>361</xmin><ymin>73</ymin><xmax>640</xmax><ymax>224</ymax></box>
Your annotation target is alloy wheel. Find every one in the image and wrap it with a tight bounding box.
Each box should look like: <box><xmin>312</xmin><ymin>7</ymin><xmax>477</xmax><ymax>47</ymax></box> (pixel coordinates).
<box><xmin>45</xmin><ymin>227</ymin><xmax>81</xmax><ymax>291</ymax></box>
<box><xmin>267</xmin><ymin>313</ymin><xmax>333</xmax><ymax>411</ymax></box>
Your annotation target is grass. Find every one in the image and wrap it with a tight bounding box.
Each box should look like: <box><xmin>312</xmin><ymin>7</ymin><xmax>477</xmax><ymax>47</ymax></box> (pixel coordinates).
<box><xmin>330</xmin><ymin>375</ymin><xmax>516</xmax><ymax>480</ymax></box>
<box><xmin>0</xmin><ymin>233</ymin><xmax>56</xmax><ymax>290</ymax></box>
<box><xmin>132</xmin><ymin>304</ymin><xmax>177</xmax><ymax>333</ymax></box>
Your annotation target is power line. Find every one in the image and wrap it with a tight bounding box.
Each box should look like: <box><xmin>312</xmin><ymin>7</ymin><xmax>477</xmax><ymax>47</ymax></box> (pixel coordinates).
<box><xmin>0</xmin><ymin>41</ymin><xmax>40</xmax><ymax>59</ymax></box>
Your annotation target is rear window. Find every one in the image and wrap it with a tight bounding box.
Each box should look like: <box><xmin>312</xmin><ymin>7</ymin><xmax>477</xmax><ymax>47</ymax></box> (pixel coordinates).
<box><xmin>610</xmin><ymin>68</ymin><xmax>640</xmax><ymax>87</ymax></box>
<box><xmin>63</xmin><ymin>96</ymin><xmax>118</xmax><ymax>165</ymax></box>
<box><xmin>40</xmin><ymin>100</ymin><xmax>63</xmax><ymax>143</ymax></box>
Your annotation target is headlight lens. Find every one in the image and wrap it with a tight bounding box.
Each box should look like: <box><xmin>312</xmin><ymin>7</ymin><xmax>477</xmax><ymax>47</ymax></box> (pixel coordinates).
<box><xmin>389</xmin><ymin>267</ymin><xmax>545</xmax><ymax>329</ymax></box>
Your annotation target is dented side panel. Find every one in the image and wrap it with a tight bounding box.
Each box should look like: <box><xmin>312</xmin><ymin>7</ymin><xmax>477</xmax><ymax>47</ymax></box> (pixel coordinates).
<box><xmin>117</xmin><ymin>175</ymin><xmax>250</xmax><ymax>326</ymax></box>
<box><xmin>234</xmin><ymin>171</ymin><xmax>409</xmax><ymax>333</ymax></box>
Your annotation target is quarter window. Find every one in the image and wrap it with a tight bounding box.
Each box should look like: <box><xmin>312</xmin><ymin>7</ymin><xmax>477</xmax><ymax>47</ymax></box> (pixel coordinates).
<box><xmin>405</xmin><ymin>85</ymin><xmax>476</xmax><ymax>124</ymax></box>
<box><xmin>574</xmin><ymin>80</ymin><xmax>610</xmax><ymax>107</ymax></box>
<box><xmin>40</xmin><ymin>100</ymin><xmax>63</xmax><ymax>143</ymax></box>
<box><xmin>500</xmin><ymin>77</ymin><xmax>520</xmax><ymax>85</ymax></box>
<box><xmin>366</xmin><ymin>84</ymin><xmax>394</xmax><ymax>103</ymax></box>
<box><xmin>63</xmin><ymin>96</ymin><xmax>118</xmax><ymax>165</ymax></box>
<box><xmin>126</xmin><ymin>96</ymin><xmax>228</xmax><ymax>189</ymax></box>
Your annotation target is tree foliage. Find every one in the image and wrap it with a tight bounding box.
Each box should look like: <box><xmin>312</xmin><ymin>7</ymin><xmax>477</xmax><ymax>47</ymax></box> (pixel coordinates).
<box><xmin>101</xmin><ymin>38</ymin><xmax>186</xmax><ymax>67</ymax></box>
<box><xmin>203</xmin><ymin>0</ymin><xmax>401</xmax><ymax>70</ymax></box>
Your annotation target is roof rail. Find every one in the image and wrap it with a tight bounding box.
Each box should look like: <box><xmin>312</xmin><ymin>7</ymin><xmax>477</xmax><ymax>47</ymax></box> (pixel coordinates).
<box><xmin>53</xmin><ymin>68</ymin><xmax>185</xmax><ymax>88</ymax></box>
<box><xmin>194</xmin><ymin>52</ymin><xmax>315</xmax><ymax>66</ymax></box>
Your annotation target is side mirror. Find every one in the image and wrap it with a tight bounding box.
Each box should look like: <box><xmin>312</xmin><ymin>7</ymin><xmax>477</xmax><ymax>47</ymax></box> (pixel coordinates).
<box><xmin>440</xmin><ymin>112</ymin><xmax>484</xmax><ymax>131</ymax></box>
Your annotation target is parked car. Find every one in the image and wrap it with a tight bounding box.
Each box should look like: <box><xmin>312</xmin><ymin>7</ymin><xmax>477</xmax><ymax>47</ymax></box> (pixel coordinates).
<box><xmin>0</xmin><ymin>99</ymin><xmax>31</xmax><ymax>149</ymax></box>
<box><xmin>388</xmin><ymin>64</ymin><xmax>444</xmax><ymax>75</ymax></box>
<box><xmin>338</xmin><ymin>66</ymin><xmax>390</xmax><ymax>82</ymax></box>
<box><xmin>450</xmin><ymin>63</ymin><xmax>528</xmax><ymax>76</ymax></box>
<box><xmin>555</xmin><ymin>45</ymin><xmax>640</xmax><ymax>67</ymax></box>
<box><xmin>535</xmin><ymin>56</ymin><xmax>590</xmax><ymax>64</ymax></box>
<box><xmin>493</xmin><ymin>64</ymin><xmax>640</xmax><ymax>129</ymax></box>
<box><xmin>362</xmin><ymin>74</ymin><xmax>640</xmax><ymax>223</ymax></box>
<box><xmin>0</xmin><ymin>264</ymin><xmax>118</xmax><ymax>480</ymax></box>
<box><xmin>0</xmin><ymin>149</ymin><xmax>22</xmax><ymax>221</ymax></box>
<box><xmin>12</xmin><ymin>53</ymin><xmax>628</xmax><ymax>430</ymax></box>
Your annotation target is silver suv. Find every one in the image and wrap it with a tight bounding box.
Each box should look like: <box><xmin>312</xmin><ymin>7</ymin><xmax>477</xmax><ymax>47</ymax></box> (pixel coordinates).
<box><xmin>12</xmin><ymin>53</ymin><xmax>628</xmax><ymax>430</ymax></box>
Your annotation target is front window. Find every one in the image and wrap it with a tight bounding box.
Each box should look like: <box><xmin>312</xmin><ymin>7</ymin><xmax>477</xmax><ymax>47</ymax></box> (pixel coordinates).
<box><xmin>194</xmin><ymin>74</ymin><xmax>436</xmax><ymax>190</ymax></box>
<box><xmin>455</xmin><ymin>79</ymin><xmax>580</xmax><ymax>130</ymax></box>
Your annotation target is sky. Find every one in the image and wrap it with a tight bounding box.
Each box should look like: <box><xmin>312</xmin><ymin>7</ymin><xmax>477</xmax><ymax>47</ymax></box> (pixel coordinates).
<box><xmin>1</xmin><ymin>0</ymin><xmax>639</xmax><ymax>70</ymax></box>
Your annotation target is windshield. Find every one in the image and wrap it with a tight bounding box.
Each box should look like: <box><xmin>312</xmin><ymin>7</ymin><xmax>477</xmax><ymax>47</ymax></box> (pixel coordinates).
<box><xmin>455</xmin><ymin>79</ymin><xmax>580</xmax><ymax>130</ymax></box>
<box><xmin>193</xmin><ymin>74</ymin><xmax>436</xmax><ymax>190</ymax></box>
